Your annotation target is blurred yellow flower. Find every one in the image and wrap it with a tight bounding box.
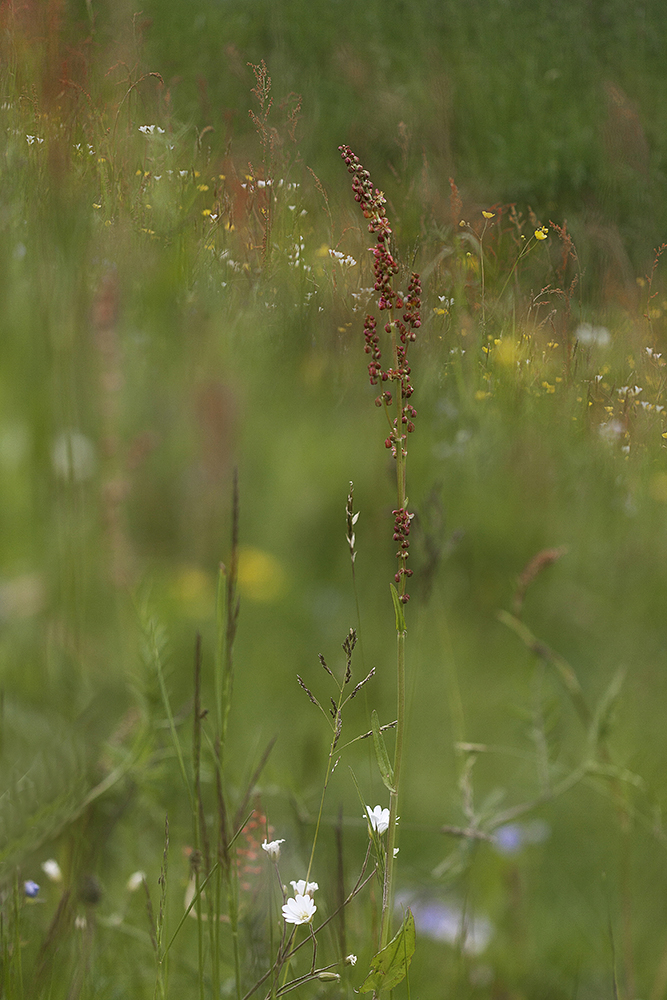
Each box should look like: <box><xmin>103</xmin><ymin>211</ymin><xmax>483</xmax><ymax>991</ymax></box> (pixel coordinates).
<box><xmin>237</xmin><ymin>546</ymin><xmax>286</xmax><ymax>602</ymax></box>
<box><xmin>535</xmin><ymin>226</ymin><xmax>549</xmax><ymax>240</ymax></box>
<box><xmin>170</xmin><ymin>566</ymin><xmax>215</xmax><ymax>616</ymax></box>
<box><xmin>482</xmin><ymin>210</ymin><xmax>495</xmax><ymax>219</ymax></box>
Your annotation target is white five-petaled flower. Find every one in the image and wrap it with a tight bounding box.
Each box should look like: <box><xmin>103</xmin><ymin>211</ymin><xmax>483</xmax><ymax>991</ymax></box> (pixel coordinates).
<box><xmin>282</xmin><ymin>893</ymin><xmax>317</xmax><ymax>925</ymax></box>
<box><xmin>261</xmin><ymin>838</ymin><xmax>285</xmax><ymax>860</ymax></box>
<box><xmin>365</xmin><ymin>805</ymin><xmax>390</xmax><ymax>835</ymax></box>
<box><xmin>290</xmin><ymin>879</ymin><xmax>318</xmax><ymax>897</ymax></box>
<box><xmin>345</xmin><ymin>954</ymin><xmax>358</xmax><ymax>966</ymax></box>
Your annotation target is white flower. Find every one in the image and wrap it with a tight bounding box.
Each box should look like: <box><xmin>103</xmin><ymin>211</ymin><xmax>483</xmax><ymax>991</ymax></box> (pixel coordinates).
<box><xmin>51</xmin><ymin>430</ymin><xmax>96</xmax><ymax>481</ymax></box>
<box><xmin>282</xmin><ymin>893</ymin><xmax>317</xmax><ymax>924</ymax></box>
<box><xmin>41</xmin><ymin>859</ymin><xmax>62</xmax><ymax>883</ymax></box>
<box><xmin>345</xmin><ymin>954</ymin><xmax>358</xmax><ymax>966</ymax></box>
<box><xmin>575</xmin><ymin>322</ymin><xmax>611</xmax><ymax>347</ymax></box>
<box><xmin>365</xmin><ymin>805</ymin><xmax>390</xmax><ymax>835</ymax></box>
<box><xmin>138</xmin><ymin>125</ymin><xmax>165</xmax><ymax>135</ymax></box>
<box><xmin>126</xmin><ymin>871</ymin><xmax>146</xmax><ymax>892</ymax></box>
<box><xmin>261</xmin><ymin>838</ymin><xmax>285</xmax><ymax>860</ymax></box>
<box><xmin>290</xmin><ymin>879</ymin><xmax>318</xmax><ymax>897</ymax></box>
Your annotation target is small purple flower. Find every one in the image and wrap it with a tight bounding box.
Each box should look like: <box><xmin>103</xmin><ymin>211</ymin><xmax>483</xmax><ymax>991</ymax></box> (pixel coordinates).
<box><xmin>494</xmin><ymin>823</ymin><xmax>523</xmax><ymax>855</ymax></box>
<box><xmin>494</xmin><ymin>819</ymin><xmax>550</xmax><ymax>855</ymax></box>
<box><xmin>24</xmin><ymin>880</ymin><xmax>40</xmax><ymax>898</ymax></box>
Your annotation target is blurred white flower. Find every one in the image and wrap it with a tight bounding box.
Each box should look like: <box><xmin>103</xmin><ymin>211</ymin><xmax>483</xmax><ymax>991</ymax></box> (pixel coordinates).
<box><xmin>41</xmin><ymin>859</ymin><xmax>62</xmax><ymax>883</ymax></box>
<box><xmin>345</xmin><ymin>954</ymin><xmax>358</xmax><ymax>966</ymax></box>
<box><xmin>51</xmin><ymin>430</ymin><xmax>96</xmax><ymax>482</ymax></box>
<box><xmin>138</xmin><ymin>125</ymin><xmax>165</xmax><ymax>135</ymax></box>
<box><xmin>261</xmin><ymin>838</ymin><xmax>285</xmax><ymax>860</ymax></box>
<box><xmin>599</xmin><ymin>420</ymin><xmax>624</xmax><ymax>442</ymax></box>
<box><xmin>282</xmin><ymin>893</ymin><xmax>317</xmax><ymax>924</ymax></box>
<box><xmin>365</xmin><ymin>805</ymin><xmax>390</xmax><ymax>835</ymax></box>
<box><xmin>127</xmin><ymin>871</ymin><xmax>146</xmax><ymax>892</ymax></box>
<box><xmin>575</xmin><ymin>322</ymin><xmax>611</xmax><ymax>347</ymax></box>
<box><xmin>290</xmin><ymin>879</ymin><xmax>318</xmax><ymax>897</ymax></box>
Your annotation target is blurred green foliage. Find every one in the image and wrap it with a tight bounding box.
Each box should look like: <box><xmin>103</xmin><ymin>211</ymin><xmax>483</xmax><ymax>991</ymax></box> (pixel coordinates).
<box><xmin>136</xmin><ymin>0</ymin><xmax>667</xmax><ymax>269</ymax></box>
<box><xmin>1</xmin><ymin>1</ymin><xmax>667</xmax><ymax>997</ymax></box>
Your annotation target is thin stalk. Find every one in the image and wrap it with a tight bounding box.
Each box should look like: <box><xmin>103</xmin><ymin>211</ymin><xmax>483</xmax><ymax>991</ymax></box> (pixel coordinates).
<box><xmin>305</xmin><ymin>699</ymin><xmax>344</xmax><ymax>884</ymax></box>
<box><xmin>379</xmin><ymin>359</ymin><xmax>408</xmax><ymax>950</ymax></box>
<box><xmin>380</xmin><ymin>627</ymin><xmax>405</xmax><ymax>949</ymax></box>
<box><xmin>228</xmin><ymin>862</ymin><xmax>243</xmax><ymax>1000</ymax></box>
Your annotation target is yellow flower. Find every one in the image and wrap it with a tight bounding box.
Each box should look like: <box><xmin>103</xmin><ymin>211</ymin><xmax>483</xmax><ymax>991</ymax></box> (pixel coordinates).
<box><xmin>535</xmin><ymin>226</ymin><xmax>549</xmax><ymax>240</ymax></box>
<box><xmin>482</xmin><ymin>210</ymin><xmax>495</xmax><ymax>219</ymax></box>
<box><xmin>237</xmin><ymin>547</ymin><xmax>286</xmax><ymax>602</ymax></box>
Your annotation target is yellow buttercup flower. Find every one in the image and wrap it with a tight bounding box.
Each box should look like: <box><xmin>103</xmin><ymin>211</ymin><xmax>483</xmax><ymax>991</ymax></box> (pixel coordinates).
<box><xmin>535</xmin><ymin>226</ymin><xmax>549</xmax><ymax>240</ymax></box>
<box><xmin>482</xmin><ymin>210</ymin><xmax>495</xmax><ymax>219</ymax></box>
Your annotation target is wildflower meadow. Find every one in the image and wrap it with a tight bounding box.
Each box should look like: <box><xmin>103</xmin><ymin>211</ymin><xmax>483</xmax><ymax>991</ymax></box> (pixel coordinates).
<box><xmin>3</xmin><ymin>2</ymin><xmax>667</xmax><ymax>998</ymax></box>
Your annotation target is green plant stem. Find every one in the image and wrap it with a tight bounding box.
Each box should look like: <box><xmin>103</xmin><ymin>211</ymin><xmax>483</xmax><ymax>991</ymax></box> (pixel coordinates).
<box><xmin>379</xmin><ymin>363</ymin><xmax>409</xmax><ymax>950</ymax></box>
<box><xmin>380</xmin><ymin>627</ymin><xmax>405</xmax><ymax>949</ymax></box>
<box><xmin>229</xmin><ymin>866</ymin><xmax>243</xmax><ymax>1000</ymax></box>
<box><xmin>305</xmin><ymin>716</ymin><xmax>340</xmax><ymax>884</ymax></box>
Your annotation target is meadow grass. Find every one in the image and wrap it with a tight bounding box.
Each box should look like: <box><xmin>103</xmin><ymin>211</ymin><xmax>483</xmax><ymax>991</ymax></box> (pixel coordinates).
<box><xmin>2</xmin><ymin>5</ymin><xmax>667</xmax><ymax>999</ymax></box>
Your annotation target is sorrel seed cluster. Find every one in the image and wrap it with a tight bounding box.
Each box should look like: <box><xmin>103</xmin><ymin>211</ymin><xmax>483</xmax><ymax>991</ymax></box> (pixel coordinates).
<box><xmin>339</xmin><ymin>145</ymin><xmax>421</xmax><ymax>602</ymax></box>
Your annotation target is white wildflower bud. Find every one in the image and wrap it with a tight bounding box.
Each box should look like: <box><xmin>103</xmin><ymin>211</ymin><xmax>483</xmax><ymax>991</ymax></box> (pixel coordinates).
<box><xmin>261</xmin><ymin>838</ymin><xmax>285</xmax><ymax>860</ymax></box>
<box><xmin>290</xmin><ymin>879</ymin><xmax>318</xmax><ymax>897</ymax></box>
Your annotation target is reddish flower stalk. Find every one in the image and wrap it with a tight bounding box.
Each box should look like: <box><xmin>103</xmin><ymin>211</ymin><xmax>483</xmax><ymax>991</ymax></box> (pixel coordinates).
<box><xmin>339</xmin><ymin>144</ymin><xmax>421</xmax><ymax>602</ymax></box>
<box><xmin>339</xmin><ymin>145</ymin><xmax>421</xmax><ymax>952</ymax></box>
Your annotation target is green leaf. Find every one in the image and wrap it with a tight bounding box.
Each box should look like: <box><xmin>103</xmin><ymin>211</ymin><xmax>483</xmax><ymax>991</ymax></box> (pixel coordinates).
<box><xmin>389</xmin><ymin>584</ymin><xmax>407</xmax><ymax>633</ymax></box>
<box><xmin>371</xmin><ymin>710</ymin><xmax>395</xmax><ymax>793</ymax></box>
<box><xmin>359</xmin><ymin>909</ymin><xmax>415</xmax><ymax>993</ymax></box>
<box><xmin>588</xmin><ymin>667</ymin><xmax>625</xmax><ymax>750</ymax></box>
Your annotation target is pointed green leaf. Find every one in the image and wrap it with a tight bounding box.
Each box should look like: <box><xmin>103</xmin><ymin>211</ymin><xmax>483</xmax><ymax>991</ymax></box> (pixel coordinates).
<box><xmin>389</xmin><ymin>584</ymin><xmax>407</xmax><ymax>633</ymax></box>
<box><xmin>371</xmin><ymin>710</ymin><xmax>395</xmax><ymax>793</ymax></box>
<box><xmin>588</xmin><ymin>667</ymin><xmax>625</xmax><ymax>750</ymax></box>
<box><xmin>359</xmin><ymin>909</ymin><xmax>415</xmax><ymax>993</ymax></box>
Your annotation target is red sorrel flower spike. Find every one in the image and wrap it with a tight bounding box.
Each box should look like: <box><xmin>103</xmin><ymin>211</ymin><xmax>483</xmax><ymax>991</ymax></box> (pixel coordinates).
<box><xmin>340</xmin><ymin>145</ymin><xmax>421</xmax><ymax>600</ymax></box>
